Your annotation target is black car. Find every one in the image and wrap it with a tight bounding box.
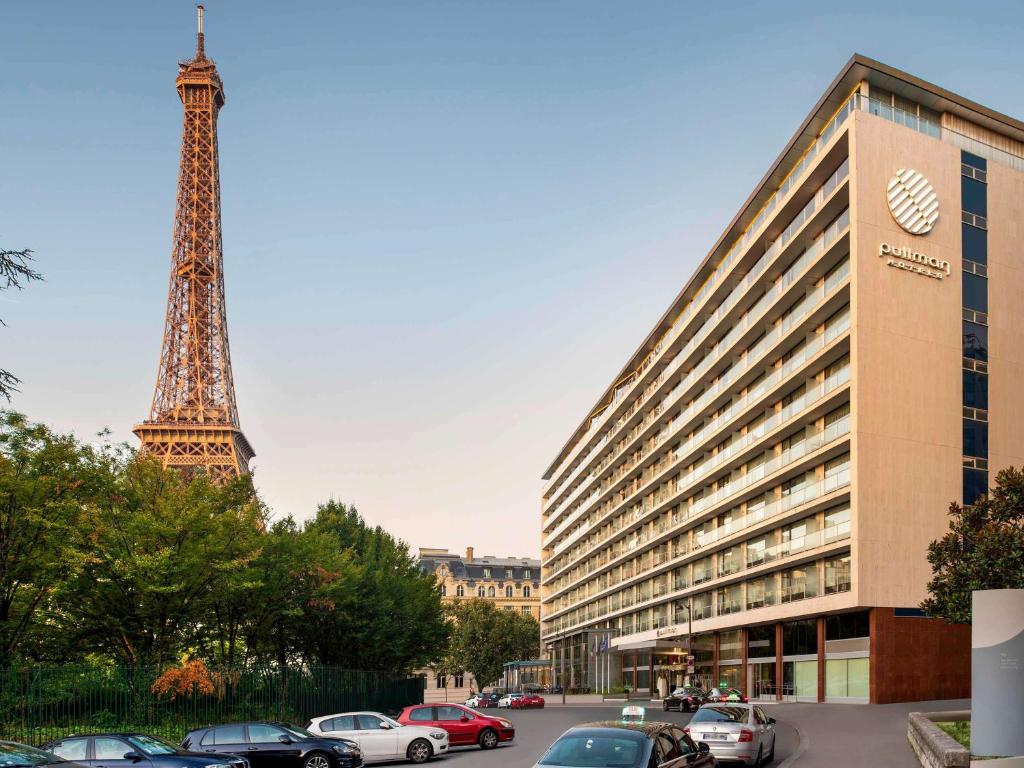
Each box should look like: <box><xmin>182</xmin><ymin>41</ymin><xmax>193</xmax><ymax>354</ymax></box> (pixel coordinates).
<box><xmin>180</xmin><ymin>723</ymin><xmax>360</xmax><ymax>768</ymax></box>
<box><xmin>43</xmin><ymin>734</ymin><xmax>247</xmax><ymax>768</ymax></box>
<box><xmin>3</xmin><ymin>740</ymin><xmax>85</xmax><ymax>768</ymax></box>
<box><xmin>536</xmin><ymin>721</ymin><xmax>716</xmax><ymax>768</ymax></box>
<box><xmin>663</xmin><ymin>686</ymin><xmax>708</xmax><ymax>712</ymax></box>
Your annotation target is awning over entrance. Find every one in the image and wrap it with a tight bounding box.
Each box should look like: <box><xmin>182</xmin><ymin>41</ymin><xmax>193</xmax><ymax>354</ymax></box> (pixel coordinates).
<box><xmin>612</xmin><ymin>638</ymin><xmax>687</xmax><ymax>652</ymax></box>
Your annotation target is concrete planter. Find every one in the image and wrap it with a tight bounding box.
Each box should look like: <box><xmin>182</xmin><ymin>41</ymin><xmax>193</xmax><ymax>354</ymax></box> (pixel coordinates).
<box><xmin>908</xmin><ymin>711</ymin><xmax>1024</xmax><ymax>768</ymax></box>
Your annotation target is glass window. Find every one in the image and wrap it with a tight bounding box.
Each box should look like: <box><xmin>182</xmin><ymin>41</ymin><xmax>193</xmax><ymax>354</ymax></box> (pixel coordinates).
<box><xmin>964</xmin><ymin>468</ymin><xmax>988</xmax><ymax>506</ymax></box>
<box><xmin>524</xmin><ymin>569</ymin><xmax>532</xmax><ymax>578</ymax></box>
<box><xmin>826</xmin><ymin>610</ymin><xmax>869</xmax><ymax>640</ymax></box>
<box><xmin>962</xmin><ymin>150</ymin><xmax>987</xmax><ymax>170</ymax></box>
<box><xmin>324</xmin><ymin>715</ymin><xmax>357</xmax><ymax>732</ymax></box>
<box><xmin>126</xmin><ymin>737</ymin><xmax>177</xmax><ymax>756</ymax></box>
<box><xmin>783</xmin><ymin>619</ymin><xmax>817</xmax><ymax>656</ymax></box>
<box><xmin>357</xmin><ymin>715</ymin><xmax>386</xmax><ymax>730</ymax></box>
<box><xmin>522</xmin><ymin>606</ymin><xmax>532</xmax><ymax>615</ymax></box>
<box><xmin>408</xmin><ymin>707</ymin><xmax>434</xmax><ymax>722</ymax></box>
<box><xmin>671</xmin><ymin>727</ymin><xmax>695</xmax><ymax>756</ymax></box>
<box><xmin>477</xmin><ymin>586</ymin><xmax>485</xmax><ymax>597</ymax></box>
<box><xmin>50</xmin><ymin>740</ymin><xmax>89</xmax><ymax>761</ymax></box>
<box><xmin>94</xmin><ymin>739</ymin><xmax>131</xmax><ymax>761</ymax></box>
<box><xmin>962</xmin><ymin>273</ymin><xmax>988</xmax><ymax>313</ymax></box>
<box><xmin>505</xmin><ymin>586</ymin><xmax>513</xmax><ymax>597</ymax></box>
<box><xmin>781</xmin><ymin>565</ymin><xmax>818</xmax><ymax>601</ymax></box>
<box><xmin>962</xmin><ymin>177</ymin><xmax>987</xmax><ymax>216</ymax></box>
<box><xmin>964</xmin><ymin>419</ymin><xmax>988</xmax><ymax>458</ymax></box>
<box><xmin>963</xmin><ymin>370</ymin><xmax>988</xmax><ymax>410</ymax></box>
<box><xmin>747</xmin><ymin>624</ymin><xmax>776</xmax><ymax>657</ymax></box>
<box><xmin>962</xmin><ymin>223</ymin><xmax>987</xmax><ymax>265</ymax></box>
<box><xmin>963</xmin><ymin>321</ymin><xmax>988</xmax><ymax>361</ymax></box>
<box><xmin>488</xmin><ymin>586</ymin><xmax>496</xmax><ymax>597</ymax></box>
<box><xmin>657</xmin><ymin>732</ymin><xmax>682</xmax><ymax>761</ymax></box>
<box><xmin>523</xmin><ymin>586</ymin><xmax>531</xmax><ymax>597</ymax></box>
<box><xmin>437</xmin><ymin>706</ymin><xmax>471</xmax><ymax>721</ymax></box>
<box><xmin>690</xmin><ymin>706</ymin><xmax>749</xmax><ymax>723</ymax></box>
<box><xmin>538</xmin><ymin>735</ymin><xmax>642</xmax><ymax>767</ymax></box>
<box><xmin>456</xmin><ymin>585</ymin><xmax>464</xmax><ymax>597</ymax></box>
<box><xmin>506</xmin><ymin>568</ymin><xmax>513</xmax><ymax>578</ymax></box>
<box><xmin>824</xmin><ymin>556</ymin><xmax>852</xmax><ymax>594</ymax></box>
<box><xmin>248</xmin><ymin>725</ymin><xmax>287</xmax><ymax>744</ymax></box>
<box><xmin>211</xmin><ymin>725</ymin><xmax>246</xmax><ymax>745</ymax></box>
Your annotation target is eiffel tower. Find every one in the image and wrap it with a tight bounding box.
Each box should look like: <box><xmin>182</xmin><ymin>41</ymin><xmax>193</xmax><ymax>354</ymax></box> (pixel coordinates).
<box><xmin>134</xmin><ymin>6</ymin><xmax>254</xmax><ymax>482</ymax></box>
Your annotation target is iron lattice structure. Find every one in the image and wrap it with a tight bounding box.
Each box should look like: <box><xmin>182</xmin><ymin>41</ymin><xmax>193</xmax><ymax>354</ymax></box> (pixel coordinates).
<box><xmin>134</xmin><ymin>7</ymin><xmax>254</xmax><ymax>482</ymax></box>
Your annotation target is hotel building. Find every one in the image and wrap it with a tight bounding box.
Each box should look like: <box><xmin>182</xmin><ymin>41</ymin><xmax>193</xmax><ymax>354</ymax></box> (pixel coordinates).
<box><xmin>539</xmin><ymin>55</ymin><xmax>1024</xmax><ymax>703</ymax></box>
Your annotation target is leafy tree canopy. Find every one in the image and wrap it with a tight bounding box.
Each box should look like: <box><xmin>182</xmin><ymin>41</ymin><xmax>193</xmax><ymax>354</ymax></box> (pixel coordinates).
<box><xmin>445</xmin><ymin>599</ymin><xmax>540</xmax><ymax>692</ymax></box>
<box><xmin>922</xmin><ymin>466</ymin><xmax>1024</xmax><ymax>624</ymax></box>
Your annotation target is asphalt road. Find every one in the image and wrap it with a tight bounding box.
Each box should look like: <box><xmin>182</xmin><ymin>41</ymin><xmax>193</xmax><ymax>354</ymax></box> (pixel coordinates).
<box><xmin>420</xmin><ymin>703</ymin><xmax>800</xmax><ymax>768</ymax></box>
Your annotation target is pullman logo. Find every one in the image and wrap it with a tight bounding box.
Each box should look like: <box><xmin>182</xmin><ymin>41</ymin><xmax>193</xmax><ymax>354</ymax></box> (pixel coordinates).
<box><xmin>887</xmin><ymin>168</ymin><xmax>939</xmax><ymax>235</ymax></box>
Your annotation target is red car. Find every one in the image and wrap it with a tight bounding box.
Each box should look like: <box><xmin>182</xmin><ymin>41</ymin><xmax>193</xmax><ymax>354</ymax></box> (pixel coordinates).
<box><xmin>397</xmin><ymin>703</ymin><xmax>514</xmax><ymax>750</ymax></box>
<box><xmin>509</xmin><ymin>694</ymin><xmax>545</xmax><ymax>709</ymax></box>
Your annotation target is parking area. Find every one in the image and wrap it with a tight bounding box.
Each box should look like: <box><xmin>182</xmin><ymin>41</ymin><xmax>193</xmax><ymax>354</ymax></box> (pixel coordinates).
<box><xmin>425</xmin><ymin>703</ymin><xmax>800</xmax><ymax>768</ymax></box>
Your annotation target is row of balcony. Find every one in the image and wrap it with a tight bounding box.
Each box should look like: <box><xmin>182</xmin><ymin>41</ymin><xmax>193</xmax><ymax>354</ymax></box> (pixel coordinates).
<box><xmin>543</xmin><ymin>93</ymin><xmax>858</xmax><ymax>503</ymax></box>
<box><xmin>546</xmin><ymin>227</ymin><xmax>851</xmax><ymax>558</ymax></box>
<box><xmin>543</xmin><ymin>152</ymin><xmax>852</xmax><ymax>515</ymax></box>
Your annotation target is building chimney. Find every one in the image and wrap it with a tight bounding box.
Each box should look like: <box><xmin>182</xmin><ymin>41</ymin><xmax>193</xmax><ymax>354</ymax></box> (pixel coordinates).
<box><xmin>465</xmin><ymin>546</ymin><xmax>474</xmax><ymax>561</ymax></box>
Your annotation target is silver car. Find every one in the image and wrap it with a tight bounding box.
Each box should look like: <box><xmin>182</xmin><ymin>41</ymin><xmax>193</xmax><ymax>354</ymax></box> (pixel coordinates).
<box><xmin>686</xmin><ymin>703</ymin><xmax>776</xmax><ymax>766</ymax></box>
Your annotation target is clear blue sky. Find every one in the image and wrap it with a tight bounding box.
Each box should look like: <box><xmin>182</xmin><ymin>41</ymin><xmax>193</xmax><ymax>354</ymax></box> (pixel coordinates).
<box><xmin>3</xmin><ymin>0</ymin><xmax>1023</xmax><ymax>557</ymax></box>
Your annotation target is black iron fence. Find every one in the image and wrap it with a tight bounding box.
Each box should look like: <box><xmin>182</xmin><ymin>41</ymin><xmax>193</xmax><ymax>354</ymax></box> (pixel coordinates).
<box><xmin>0</xmin><ymin>665</ymin><xmax>425</xmax><ymax>746</ymax></box>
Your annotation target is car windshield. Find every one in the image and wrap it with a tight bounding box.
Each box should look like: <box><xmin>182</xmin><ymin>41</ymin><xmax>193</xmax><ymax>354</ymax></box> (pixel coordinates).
<box><xmin>691</xmin><ymin>706</ymin><xmax>748</xmax><ymax>723</ymax></box>
<box><xmin>538</xmin><ymin>734</ymin><xmax>643</xmax><ymax>768</ymax></box>
<box><xmin>127</xmin><ymin>736</ymin><xmax>178</xmax><ymax>756</ymax></box>
<box><xmin>0</xmin><ymin>743</ymin><xmax>59</xmax><ymax>767</ymax></box>
<box><xmin>279</xmin><ymin>725</ymin><xmax>316</xmax><ymax>740</ymax></box>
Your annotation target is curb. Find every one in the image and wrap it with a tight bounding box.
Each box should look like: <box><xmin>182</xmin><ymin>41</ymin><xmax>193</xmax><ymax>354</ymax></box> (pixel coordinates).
<box><xmin>775</xmin><ymin>721</ymin><xmax>808</xmax><ymax>768</ymax></box>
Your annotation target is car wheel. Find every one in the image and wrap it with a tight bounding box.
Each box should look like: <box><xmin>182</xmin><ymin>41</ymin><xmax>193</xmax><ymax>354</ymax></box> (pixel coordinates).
<box><xmin>407</xmin><ymin>738</ymin><xmax>432</xmax><ymax>764</ymax></box>
<box><xmin>479</xmin><ymin>728</ymin><xmax>499</xmax><ymax>750</ymax></box>
<box><xmin>304</xmin><ymin>753</ymin><xmax>330</xmax><ymax>768</ymax></box>
<box><xmin>751</xmin><ymin>745</ymin><xmax>763</xmax><ymax>768</ymax></box>
<box><xmin>767</xmin><ymin>734</ymin><xmax>776</xmax><ymax>763</ymax></box>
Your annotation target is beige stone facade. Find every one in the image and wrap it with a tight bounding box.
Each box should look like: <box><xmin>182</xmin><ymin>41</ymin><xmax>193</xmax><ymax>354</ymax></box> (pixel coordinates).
<box><xmin>417</xmin><ymin>547</ymin><xmax>541</xmax><ymax>702</ymax></box>
<box><xmin>539</xmin><ymin>55</ymin><xmax>1019</xmax><ymax>703</ymax></box>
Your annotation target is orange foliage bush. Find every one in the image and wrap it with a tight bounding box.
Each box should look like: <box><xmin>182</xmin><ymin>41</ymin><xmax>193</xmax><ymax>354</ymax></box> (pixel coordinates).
<box><xmin>151</xmin><ymin>659</ymin><xmax>215</xmax><ymax>701</ymax></box>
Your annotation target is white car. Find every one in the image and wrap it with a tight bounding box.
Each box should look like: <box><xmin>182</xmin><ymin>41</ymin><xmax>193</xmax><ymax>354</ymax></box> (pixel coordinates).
<box><xmin>464</xmin><ymin>694</ymin><xmax>483</xmax><ymax>707</ymax></box>
<box><xmin>307</xmin><ymin>711</ymin><xmax>448</xmax><ymax>764</ymax></box>
<box><xmin>497</xmin><ymin>693</ymin><xmax>523</xmax><ymax>708</ymax></box>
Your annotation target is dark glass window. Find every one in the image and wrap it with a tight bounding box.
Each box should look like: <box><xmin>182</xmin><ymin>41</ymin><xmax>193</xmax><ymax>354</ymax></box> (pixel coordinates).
<box><xmin>962</xmin><ymin>223</ymin><xmax>988</xmax><ymax>265</ymax></box>
<box><xmin>962</xmin><ymin>150</ymin><xmax>987</xmax><ymax>171</ymax></box>
<box><xmin>962</xmin><ymin>273</ymin><xmax>988</xmax><ymax>312</ymax></box>
<box><xmin>963</xmin><ymin>370</ymin><xmax>988</xmax><ymax>409</ymax></box>
<box><xmin>962</xmin><ymin>177</ymin><xmax>987</xmax><ymax>217</ymax></box>
<box><xmin>964</xmin><ymin>419</ymin><xmax>988</xmax><ymax>458</ymax></box>
<box><xmin>747</xmin><ymin>624</ymin><xmax>776</xmax><ymax>658</ymax></box>
<box><xmin>782</xmin><ymin>619</ymin><xmax>817</xmax><ymax>656</ymax></box>
<box><xmin>963</xmin><ymin>321</ymin><xmax>988</xmax><ymax>361</ymax></box>
<box><xmin>826</xmin><ymin>610</ymin><xmax>870</xmax><ymax>641</ymax></box>
<box><xmin>964</xmin><ymin>468</ymin><xmax>988</xmax><ymax>505</ymax></box>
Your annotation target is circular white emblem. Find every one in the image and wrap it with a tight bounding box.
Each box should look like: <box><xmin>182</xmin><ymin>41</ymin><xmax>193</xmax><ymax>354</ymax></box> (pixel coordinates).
<box><xmin>887</xmin><ymin>168</ymin><xmax>938</xmax><ymax>235</ymax></box>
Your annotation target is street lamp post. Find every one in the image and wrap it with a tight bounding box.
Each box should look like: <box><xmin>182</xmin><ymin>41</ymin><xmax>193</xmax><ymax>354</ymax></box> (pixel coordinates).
<box><xmin>681</xmin><ymin>599</ymin><xmax>693</xmax><ymax>686</ymax></box>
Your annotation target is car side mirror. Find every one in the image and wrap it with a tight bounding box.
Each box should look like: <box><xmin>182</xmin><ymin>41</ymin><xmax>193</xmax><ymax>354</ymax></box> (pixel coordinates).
<box><xmin>277</xmin><ymin>735</ymin><xmax>293</xmax><ymax>744</ymax></box>
<box><xmin>123</xmin><ymin>753</ymin><xmax>144</xmax><ymax>762</ymax></box>
<box><xmin>378</xmin><ymin>723</ymin><xmax>391</xmax><ymax>730</ymax></box>
<box><xmin>459</xmin><ymin>715</ymin><xmax>469</xmax><ymax>722</ymax></box>
<box><xmin>697</xmin><ymin>742</ymin><xmax>711</xmax><ymax>754</ymax></box>
<box><xmin>768</xmin><ymin>717</ymin><xmax>776</xmax><ymax>724</ymax></box>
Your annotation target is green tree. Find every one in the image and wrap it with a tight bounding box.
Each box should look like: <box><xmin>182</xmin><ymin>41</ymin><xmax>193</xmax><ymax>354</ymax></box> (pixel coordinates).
<box><xmin>301</xmin><ymin>501</ymin><xmax>448</xmax><ymax>675</ymax></box>
<box><xmin>1</xmin><ymin>249</ymin><xmax>42</xmax><ymax>401</ymax></box>
<box><xmin>446</xmin><ymin>599</ymin><xmax>540</xmax><ymax>692</ymax></box>
<box><xmin>58</xmin><ymin>458</ymin><xmax>265</xmax><ymax>667</ymax></box>
<box><xmin>0</xmin><ymin>411</ymin><xmax>98</xmax><ymax>664</ymax></box>
<box><xmin>922</xmin><ymin>466</ymin><xmax>1024</xmax><ymax>624</ymax></box>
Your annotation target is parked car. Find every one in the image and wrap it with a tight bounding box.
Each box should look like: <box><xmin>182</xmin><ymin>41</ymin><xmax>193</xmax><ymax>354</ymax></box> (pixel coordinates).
<box><xmin>684</xmin><ymin>704</ymin><xmax>775</xmax><ymax>767</ymax></box>
<box><xmin>465</xmin><ymin>692</ymin><xmax>500</xmax><ymax>708</ymax></box>
<box><xmin>705</xmin><ymin>687</ymin><xmax>748</xmax><ymax>703</ymax></box>
<box><xmin>663</xmin><ymin>686</ymin><xmax>709</xmax><ymax>712</ymax></box>
<box><xmin>509</xmin><ymin>694</ymin><xmax>545</xmax><ymax>709</ymax></box>
<box><xmin>396</xmin><ymin>703</ymin><xmax>514</xmax><ymax>750</ymax></box>
<box><xmin>497</xmin><ymin>693</ymin><xmax>523</xmax><ymax>708</ymax></box>
<box><xmin>533</xmin><ymin>721</ymin><xmax>715</xmax><ymax>768</ymax></box>
<box><xmin>306</xmin><ymin>711</ymin><xmax>447</xmax><ymax>764</ymax></box>
<box><xmin>545</xmin><ymin>685</ymin><xmax>563</xmax><ymax>695</ymax></box>
<box><xmin>44</xmin><ymin>734</ymin><xmax>250</xmax><ymax>768</ymax></box>
<box><xmin>4</xmin><ymin>740</ymin><xmax>86</xmax><ymax>768</ymax></box>
<box><xmin>180</xmin><ymin>723</ymin><xmax>361</xmax><ymax>768</ymax></box>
